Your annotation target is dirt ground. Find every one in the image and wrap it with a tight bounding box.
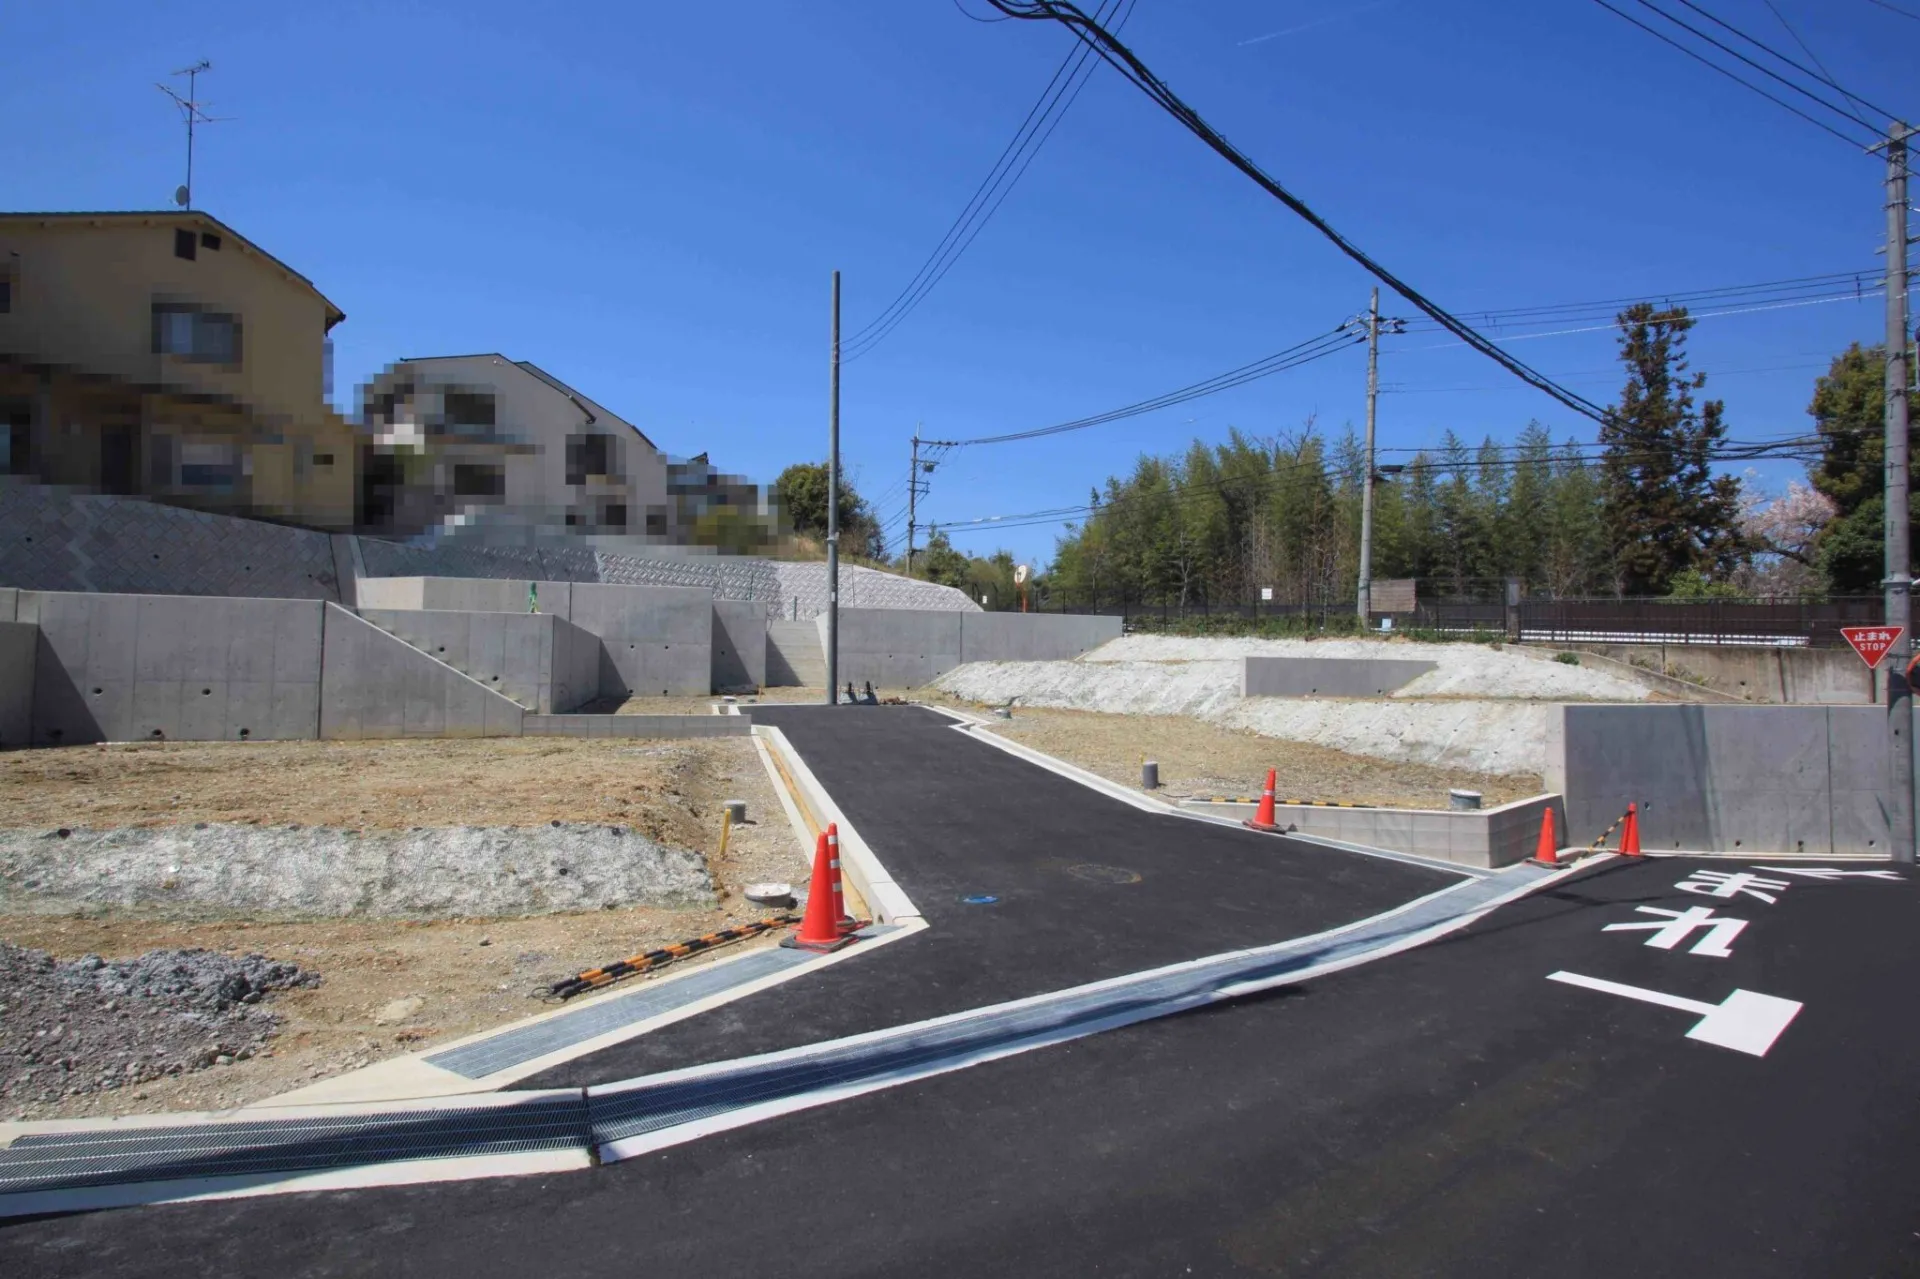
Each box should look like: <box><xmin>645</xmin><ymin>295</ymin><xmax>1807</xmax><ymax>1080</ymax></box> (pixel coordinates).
<box><xmin>975</xmin><ymin>705</ymin><xmax>1543</xmax><ymax>808</ymax></box>
<box><xmin>0</xmin><ymin>733</ymin><xmax>813</xmax><ymax>1121</ymax></box>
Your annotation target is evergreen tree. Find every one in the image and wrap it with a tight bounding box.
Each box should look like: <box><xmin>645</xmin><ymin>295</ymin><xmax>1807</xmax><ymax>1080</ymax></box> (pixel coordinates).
<box><xmin>1599</xmin><ymin>304</ymin><xmax>1743</xmax><ymax>595</ymax></box>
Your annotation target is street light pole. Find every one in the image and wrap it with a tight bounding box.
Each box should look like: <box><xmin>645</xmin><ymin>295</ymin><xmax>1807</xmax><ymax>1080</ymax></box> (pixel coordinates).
<box><xmin>1883</xmin><ymin>123</ymin><xmax>1914</xmax><ymax>862</ymax></box>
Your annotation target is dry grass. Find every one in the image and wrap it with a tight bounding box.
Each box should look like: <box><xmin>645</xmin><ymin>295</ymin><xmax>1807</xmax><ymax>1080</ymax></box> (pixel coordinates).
<box><xmin>980</xmin><ymin>706</ymin><xmax>1542</xmax><ymax>809</ymax></box>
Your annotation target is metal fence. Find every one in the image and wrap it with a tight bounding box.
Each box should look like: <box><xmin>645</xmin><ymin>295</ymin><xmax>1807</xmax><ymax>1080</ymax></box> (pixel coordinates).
<box><xmin>1030</xmin><ymin>587</ymin><xmax>1887</xmax><ymax>648</ymax></box>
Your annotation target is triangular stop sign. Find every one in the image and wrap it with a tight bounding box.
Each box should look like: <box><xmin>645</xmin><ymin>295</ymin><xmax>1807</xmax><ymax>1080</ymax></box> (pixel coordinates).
<box><xmin>1840</xmin><ymin>625</ymin><xmax>1905</xmax><ymax>669</ymax></box>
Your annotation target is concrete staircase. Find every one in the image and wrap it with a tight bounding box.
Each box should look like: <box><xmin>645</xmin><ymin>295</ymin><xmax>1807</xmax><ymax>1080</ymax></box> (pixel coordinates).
<box><xmin>766</xmin><ymin>620</ymin><xmax>825</xmax><ymax>688</ymax></box>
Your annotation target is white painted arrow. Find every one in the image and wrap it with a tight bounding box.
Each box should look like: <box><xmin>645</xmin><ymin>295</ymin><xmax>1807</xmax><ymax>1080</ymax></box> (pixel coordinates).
<box><xmin>1752</xmin><ymin>866</ymin><xmax>1902</xmax><ymax>882</ymax></box>
<box><xmin>1546</xmin><ymin>971</ymin><xmax>1802</xmax><ymax>1057</ymax></box>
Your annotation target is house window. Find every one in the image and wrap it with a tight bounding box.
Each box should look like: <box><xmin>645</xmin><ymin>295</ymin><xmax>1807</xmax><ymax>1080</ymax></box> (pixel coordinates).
<box><xmin>200</xmin><ymin>232</ymin><xmax>222</xmax><ymax>251</ymax></box>
<box><xmin>174</xmin><ymin>229</ymin><xmax>197</xmax><ymax>260</ymax></box>
<box><xmin>564</xmin><ymin>512</ymin><xmax>581</xmax><ymax>527</ymax></box>
<box><xmin>0</xmin><ymin>278</ymin><xmax>10</xmax><ymax>314</ymax></box>
<box><xmin>565</xmin><ymin>433</ymin><xmax>613</xmax><ymax>485</ymax></box>
<box><xmin>312</xmin><ymin>452</ymin><xmax>334</xmax><ymax>466</ymax></box>
<box><xmin>601</xmin><ymin>502</ymin><xmax>627</xmax><ymax>531</ymax></box>
<box><xmin>178</xmin><ymin>440</ymin><xmax>240</xmax><ymax>492</ymax></box>
<box><xmin>152</xmin><ymin>304</ymin><xmax>242</xmax><ymax>365</ymax></box>
<box><xmin>645</xmin><ymin>507</ymin><xmax>667</xmax><ymax>536</ymax></box>
<box><xmin>1</xmin><ymin>404</ymin><xmax>30</xmax><ymax>475</ymax></box>
<box><xmin>443</xmin><ymin>391</ymin><xmax>496</xmax><ymax>430</ymax></box>
<box><xmin>453</xmin><ymin>463</ymin><xmax>505</xmax><ymax>497</ymax></box>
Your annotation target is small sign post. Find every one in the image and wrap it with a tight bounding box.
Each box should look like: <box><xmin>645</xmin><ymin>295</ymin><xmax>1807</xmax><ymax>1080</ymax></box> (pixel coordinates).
<box><xmin>1841</xmin><ymin>625</ymin><xmax>1906</xmax><ymax>669</ymax></box>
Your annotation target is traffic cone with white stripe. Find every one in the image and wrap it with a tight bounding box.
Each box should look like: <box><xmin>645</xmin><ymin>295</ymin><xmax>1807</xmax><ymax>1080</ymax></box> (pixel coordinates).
<box><xmin>1245</xmin><ymin>769</ymin><xmax>1281</xmax><ymax>832</ymax></box>
<box><xmin>1620</xmin><ymin>803</ymin><xmax>1642</xmax><ymax>857</ymax></box>
<box><xmin>828</xmin><ymin>823</ymin><xmax>859</xmax><ymax>934</ymax></box>
<box><xmin>1529</xmin><ymin>806</ymin><xmax>1563</xmax><ymax>867</ymax></box>
<box><xmin>784</xmin><ymin>829</ymin><xmax>854</xmax><ymax>952</ymax></box>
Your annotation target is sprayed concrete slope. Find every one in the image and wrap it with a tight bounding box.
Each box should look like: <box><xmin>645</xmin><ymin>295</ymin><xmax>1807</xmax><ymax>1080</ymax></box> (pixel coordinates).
<box><xmin>936</xmin><ymin>635</ymin><xmax>1654</xmax><ymax>776</ymax></box>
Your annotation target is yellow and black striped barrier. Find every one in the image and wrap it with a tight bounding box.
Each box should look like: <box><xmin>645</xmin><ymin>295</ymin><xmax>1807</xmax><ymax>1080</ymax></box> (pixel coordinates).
<box><xmin>548</xmin><ymin>915</ymin><xmax>797</xmax><ymax>1001</ymax></box>
<box><xmin>1197</xmin><ymin>796</ymin><xmax>1375</xmax><ymax>809</ymax></box>
<box><xmin>1588</xmin><ymin>806</ymin><xmax>1631</xmax><ymax>851</ymax></box>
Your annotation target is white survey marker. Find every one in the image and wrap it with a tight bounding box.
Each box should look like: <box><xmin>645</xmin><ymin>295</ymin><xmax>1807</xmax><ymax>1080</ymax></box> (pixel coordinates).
<box><xmin>1753</xmin><ymin>867</ymin><xmax>1903</xmax><ymax>882</ymax></box>
<box><xmin>1546</xmin><ymin>971</ymin><xmax>1802</xmax><ymax>1057</ymax></box>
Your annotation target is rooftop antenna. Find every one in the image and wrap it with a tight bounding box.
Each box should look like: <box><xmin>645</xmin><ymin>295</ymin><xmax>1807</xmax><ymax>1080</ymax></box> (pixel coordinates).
<box><xmin>156</xmin><ymin>60</ymin><xmax>229</xmax><ymax>210</ymax></box>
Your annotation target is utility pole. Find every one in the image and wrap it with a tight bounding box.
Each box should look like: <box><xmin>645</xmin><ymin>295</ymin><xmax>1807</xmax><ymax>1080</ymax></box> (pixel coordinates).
<box><xmin>1356</xmin><ymin>288</ymin><xmax>1380</xmax><ymax>624</ymax></box>
<box><xmin>1884</xmin><ymin>122</ymin><xmax>1915</xmax><ymax>862</ymax></box>
<box><xmin>827</xmin><ymin>271</ymin><xmax>841</xmax><ymax>706</ymax></box>
<box><xmin>156</xmin><ymin>61</ymin><xmax>224</xmax><ymax>209</ymax></box>
<box><xmin>907</xmin><ymin>433</ymin><xmax>920</xmax><ymax>577</ymax></box>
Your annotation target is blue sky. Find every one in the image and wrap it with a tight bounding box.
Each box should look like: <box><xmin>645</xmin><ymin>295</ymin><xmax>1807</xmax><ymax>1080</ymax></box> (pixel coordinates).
<box><xmin>7</xmin><ymin>0</ymin><xmax>1915</xmax><ymax>566</ymax></box>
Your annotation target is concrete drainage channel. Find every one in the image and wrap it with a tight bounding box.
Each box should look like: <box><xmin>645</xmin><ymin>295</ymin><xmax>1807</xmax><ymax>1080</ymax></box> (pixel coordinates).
<box><xmin>0</xmin><ymin>858</ymin><xmax>1581</xmax><ymax>1214</ymax></box>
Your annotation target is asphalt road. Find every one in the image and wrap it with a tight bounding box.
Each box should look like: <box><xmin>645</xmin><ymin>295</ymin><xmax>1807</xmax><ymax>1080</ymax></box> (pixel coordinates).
<box><xmin>523</xmin><ymin>705</ymin><xmax>1456</xmax><ymax>1086</ymax></box>
<box><xmin>4</xmin><ymin>711</ymin><xmax>1916</xmax><ymax>1276</ymax></box>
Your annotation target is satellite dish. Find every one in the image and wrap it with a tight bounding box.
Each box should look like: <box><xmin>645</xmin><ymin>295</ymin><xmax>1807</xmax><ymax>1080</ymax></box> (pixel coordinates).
<box><xmin>174</xmin><ymin>185</ymin><xmax>190</xmax><ymax>208</ymax></box>
<box><xmin>1014</xmin><ymin>563</ymin><xmax>1030</xmax><ymax>584</ymax></box>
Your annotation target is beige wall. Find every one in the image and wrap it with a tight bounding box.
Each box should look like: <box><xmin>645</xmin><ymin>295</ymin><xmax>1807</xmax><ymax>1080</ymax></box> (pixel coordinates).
<box><xmin>0</xmin><ymin>214</ymin><xmax>354</xmax><ymax>529</ymax></box>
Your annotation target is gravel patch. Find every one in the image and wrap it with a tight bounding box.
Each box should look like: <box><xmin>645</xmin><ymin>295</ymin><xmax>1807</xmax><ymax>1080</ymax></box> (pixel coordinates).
<box><xmin>0</xmin><ymin>943</ymin><xmax>318</xmax><ymax>1107</ymax></box>
<box><xmin>0</xmin><ymin>822</ymin><xmax>715</xmax><ymax>920</ymax></box>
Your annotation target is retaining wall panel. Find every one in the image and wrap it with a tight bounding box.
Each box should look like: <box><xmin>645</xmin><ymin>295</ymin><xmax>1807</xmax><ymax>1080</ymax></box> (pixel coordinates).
<box><xmin>958</xmin><ymin>613</ymin><xmax>1120</xmax><ymax>663</ymax></box>
<box><xmin>712</xmin><ymin>600</ymin><xmax>767</xmax><ymax>691</ymax></box>
<box><xmin>0</xmin><ymin>621</ymin><xmax>35</xmax><ymax>746</ymax></box>
<box><xmin>1240</xmin><ymin>656</ymin><xmax>1438</xmax><ymax>698</ymax></box>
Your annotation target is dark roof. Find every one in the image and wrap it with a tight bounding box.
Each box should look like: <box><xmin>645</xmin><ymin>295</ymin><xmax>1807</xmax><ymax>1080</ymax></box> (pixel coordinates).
<box><xmin>391</xmin><ymin>353</ymin><xmax>657</xmax><ymax>450</ymax></box>
<box><xmin>0</xmin><ymin>210</ymin><xmax>346</xmax><ymax>329</ymax></box>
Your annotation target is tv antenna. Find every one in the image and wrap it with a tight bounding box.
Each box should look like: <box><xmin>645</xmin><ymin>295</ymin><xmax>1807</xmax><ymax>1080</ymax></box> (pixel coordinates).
<box><xmin>156</xmin><ymin>60</ymin><xmax>229</xmax><ymax>209</ymax></box>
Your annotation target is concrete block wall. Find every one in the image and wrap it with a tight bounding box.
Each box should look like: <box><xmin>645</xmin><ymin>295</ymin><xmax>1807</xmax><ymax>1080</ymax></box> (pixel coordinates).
<box><xmin>824</xmin><ymin>608</ymin><xmax>1121</xmax><ymax>689</ymax></box>
<box><xmin>357</xmin><ymin>609</ymin><xmax>598</xmax><ymax>713</ymax></box>
<box><xmin>318</xmin><ymin>605</ymin><xmax>523</xmax><ymax>740</ymax></box>
<box><xmin>1181</xmin><ymin>794</ymin><xmax>1562</xmax><ymax>869</ymax></box>
<box><xmin>712</xmin><ymin>600</ymin><xmax>767</xmax><ymax>692</ymax></box>
<box><xmin>1240</xmin><ymin>657</ymin><xmax>1437</xmax><ymax>698</ymax></box>
<box><xmin>0</xmin><ymin>620</ymin><xmax>35</xmax><ymax>747</ymax></box>
<box><xmin>1545</xmin><ymin>703</ymin><xmax>1893</xmax><ymax>855</ymax></box>
<box><xmin>17</xmin><ymin>592</ymin><xmax>324</xmax><ymax>745</ymax></box>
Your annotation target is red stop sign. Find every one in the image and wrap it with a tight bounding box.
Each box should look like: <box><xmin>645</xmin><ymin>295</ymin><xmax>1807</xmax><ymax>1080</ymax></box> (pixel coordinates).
<box><xmin>1841</xmin><ymin>625</ymin><xmax>1905</xmax><ymax>669</ymax></box>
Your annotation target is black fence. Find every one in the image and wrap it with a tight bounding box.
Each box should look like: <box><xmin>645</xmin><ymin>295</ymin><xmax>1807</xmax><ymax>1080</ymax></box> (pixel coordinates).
<box><xmin>1029</xmin><ymin>589</ymin><xmax>1889</xmax><ymax>648</ymax></box>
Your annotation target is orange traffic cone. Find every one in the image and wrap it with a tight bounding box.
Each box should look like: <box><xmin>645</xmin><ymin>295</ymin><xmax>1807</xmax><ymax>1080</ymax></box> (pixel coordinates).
<box><xmin>828</xmin><ymin>823</ymin><xmax>859</xmax><ymax>934</ymax></box>
<box><xmin>1245</xmin><ymin>768</ymin><xmax>1280</xmax><ymax>832</ymax></box>
<box><xmin>784</xmin><ymin>830</ymin><xmax>854</xmax><ymax>952</ymax></box>
<box><xmin>1620</xmin><ymin>803</ymin><xmax>1642</xmax><ymax>857</ymax></box>
<box><xmin>1529</xmin><ymin>806</ymin><xmax>1562</xmax><ymax>867</ymax></box>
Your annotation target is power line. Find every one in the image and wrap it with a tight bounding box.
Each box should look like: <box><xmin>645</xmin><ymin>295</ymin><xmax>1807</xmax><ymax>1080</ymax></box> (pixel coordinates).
<box><xmin>843</xmin><ymin>0</ymin><xmax>1131</xmax><ymax>362</ymax></box>
<box><xmin>1760</xmin><ymin>0</ymin><xmax>1871</xmax><ymax>124</ymax></box>
<box><xmin>1866</xmin><ymin>0</ymin><xmax>1920</xmax><ymax>22</ymax></box>
<box><xmin>1664</xmin><ymin>0</ymin><xmax>1897</xmax><ymax>125</ymax></box>
<box><xmin>985</xmin><ymin>0</ymin><xmax>1622</xmax><ymax>426</ymax></box>
<box><xmin>1588</xmin><ymin>0</ymin><xmax>1881</xmax><ymax>149</ymax></box>
<box><xmin>1397</xmin><ymin>268</ymin><xmax>1883</xmax><ymax>332</ymax></box>
<box><xmin>947</xmin><ymin>324</ymin><xmax>1363</xmax><ymax>447</ymax></box>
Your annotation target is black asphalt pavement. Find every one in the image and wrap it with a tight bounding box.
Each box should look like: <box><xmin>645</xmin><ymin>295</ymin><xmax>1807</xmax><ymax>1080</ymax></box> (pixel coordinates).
<box><xmin>521</xmin><ymin>705</ymin><xmax>1456</xmax><ymax>1086</ymax></box>
<box><xmin>7</xmin><ymin>854</ymin><xmax>1915</xmax><ymax>1276</ymax></box>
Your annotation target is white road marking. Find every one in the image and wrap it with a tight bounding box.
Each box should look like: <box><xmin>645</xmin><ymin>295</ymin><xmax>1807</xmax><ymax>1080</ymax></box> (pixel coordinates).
<box><xmin>1546</xmin><ymin>971</ymin><xmax>1802</xmax><ymax>1057</ymax></box>
<box><xmin>1753</xmin><ymin>866</ymin><xmax>1904</xmax><ymax>882</ymax></box>
<box><xmin>1602</xmin><ymin>905</ymin><xmax>1748</xmax><ymax>957</ymax></box>
<box><xmin>1675</xmin><ymin>870</ymin><xmax>1793</xmax><ymax>904</ymax></box>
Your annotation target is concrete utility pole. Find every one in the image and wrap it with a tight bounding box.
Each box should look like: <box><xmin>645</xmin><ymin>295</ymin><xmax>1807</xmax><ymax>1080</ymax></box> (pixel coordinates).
<box><xmin>1884</xmin><ymin>123</ymin><xmax>1915</xmax><ymax>862</ymax></box>
<box><xmin>907</xmin><ymin>433</ymin><xmax>920</xmax><ymax>577</ymax></box>
<box><xmin>827</xmin><ymin>271</ymin><xmax>841</xmax><ymax>706</ymax></box>
<box><xmin>1356</xmin><ymin>288</ymin><xmax>1380</xmax><ymax>624</ymax></box>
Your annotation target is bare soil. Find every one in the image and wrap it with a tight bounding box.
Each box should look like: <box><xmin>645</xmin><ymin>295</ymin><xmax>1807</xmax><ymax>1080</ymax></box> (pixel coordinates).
<box><xmin>978</xmin><ymin>705</ymin><xmax>1543</xmax><ymax>808</ymax></box>
<box><xmin>0</xmin><ymin>734</ymin><xmax>812</xmax><ymax>1121</ymax></box>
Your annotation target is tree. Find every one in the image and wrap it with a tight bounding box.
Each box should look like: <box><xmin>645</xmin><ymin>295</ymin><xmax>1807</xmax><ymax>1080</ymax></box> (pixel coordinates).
<box><xmin>1735</xmin><ymin>481</ymin><xmax>1834</xmax><ymax>596</ymax></box>
<box><xmin>1803</xmin><ymin>344</ymin><xmax>1913</xmax><ymax>594</ymax></box>
<box><xmin>772</xmin><ymin>461</ymin><xmax>885</xmax><ymax>559</ymax></box>
<box><xmin>1599</xmin><ymin>304</ymin><xmax>1744</xmax><ymax>595</ymax></box>
<box><xmin>916</xmin><ymin>529</ymin><xmax>970</xmax><ymax>589</ymax></box>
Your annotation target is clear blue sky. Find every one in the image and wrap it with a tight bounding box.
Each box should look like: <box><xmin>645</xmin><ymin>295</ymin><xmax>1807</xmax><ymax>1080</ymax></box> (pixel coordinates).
<box><xmin>8</xmin><ymin>0</ymin><xmax>1915</xmax><ymax>567</ymax></box>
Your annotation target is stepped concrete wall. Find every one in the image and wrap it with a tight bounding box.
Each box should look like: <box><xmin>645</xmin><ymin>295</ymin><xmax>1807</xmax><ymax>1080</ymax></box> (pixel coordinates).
<box><xmin>318</xmin><ymin>605</ymin><xmax>523</xmax><ymax>740</ymax></box>
<box><xmin>712</xmin><ymin>600</ymin><xmax>767</xmax><ymax>692</ymax></box>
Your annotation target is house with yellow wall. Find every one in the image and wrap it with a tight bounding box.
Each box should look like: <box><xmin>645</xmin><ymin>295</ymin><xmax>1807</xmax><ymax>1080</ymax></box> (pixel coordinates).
<box><xmin>0</xmin><ymin>210</ymin><xmax>356</xmax><ymax>529</ymax></box>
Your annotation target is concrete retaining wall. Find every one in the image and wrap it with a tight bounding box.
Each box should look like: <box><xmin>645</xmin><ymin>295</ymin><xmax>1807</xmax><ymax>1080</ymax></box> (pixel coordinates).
<box><xmin>522</xmin><ymin>714</ymin><xmax>751</xmax><ymax>738</ymax></box>
<box><xmin>0</xmin><ymin>621</ymin><xmax>36</xmax><ymax>748</ymax></box>
<box><xmin>1560</xmin><ymin>642</ymin><xmax>1873</xmax><ymax>704</ymax></box>
<box><xmin>1240</xmin><ymin>656</ymin><xmax>1437</xmax><ymax>698</ymax></box>
<box><xmin>1546</xmin><ymin>704</ymin><xmax>1892</xmax><ymax>855</ymax></box>
<box><xmin>18</xmin><ymin>592</ymin><xmax>324</xmax><ymax>745</ymax></box>
<box><xmin>318</xmin><ymin>604</ymin><xmax>523</xmax><ymax>740</ymax></box>
<box><xmin>712</xmin><ymin>600</ymin><xmax>767</xmax><ymax>692</ymax></box>
<box><xmin>826</xmin><ymin>609</ymin><xmax>1121</xmax><ymax>689</ymax></box>
<box><xmin>1180</xmin><ymin>794</ymin><xmax>1562</xmax><ymax>869</ymax></box>
<box><xmin>356</xmin><ymin>609</ymin><xmax>599</xmax><ymax>713</ymax></box>
<box><xmin>766</xmin><ymin>620</ymin><xmax>824</xmax><ymax>687</ymax></box>
<box><xmin>569</xmin><ymin>583</ymin><xmax>710</xmax><ymax>698</ymax></box>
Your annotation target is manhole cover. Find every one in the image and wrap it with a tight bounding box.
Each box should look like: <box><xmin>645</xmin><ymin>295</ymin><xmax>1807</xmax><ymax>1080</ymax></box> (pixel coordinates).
<box><xmin>1065</xmin><ymin>863</ymin><xmax>1142</xmax><ymax>885</ymax></box>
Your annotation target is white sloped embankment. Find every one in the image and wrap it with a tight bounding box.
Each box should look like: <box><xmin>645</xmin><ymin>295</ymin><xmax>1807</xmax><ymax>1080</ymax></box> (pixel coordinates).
<box><xmin>936</xmin><ymin>636</ymin><xmax>1654</xmax><ymax>776</ymax></box>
